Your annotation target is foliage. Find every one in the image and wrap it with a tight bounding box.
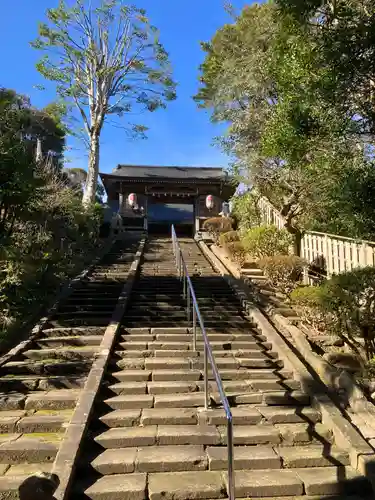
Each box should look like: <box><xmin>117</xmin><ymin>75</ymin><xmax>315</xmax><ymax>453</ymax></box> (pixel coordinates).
<box><xmin>259</xmin><ymin>254</ymin><xmax>305</xmax><ymax>295</ymax></box>
<box><xmin>219</xmin><ymin>231</ymin><xmax>245</xmax><ymax>265</ymax></box>
<box><xmin>292</xmin><ymin>268</ymin><xmax>375</xmax><ymax>361</ymax></box>
<box><xmin>219</xmin><ymin>230</ymin><xmax>239</xmax><ymax>246</ymax></box>
<box><xmin>276</xmin><ymin>0</ymin><xmax>375</xmax><ymax>136</ymax></box>
<box><xmin>0</xmin><ymin>87</ymin><xmax>66</xmax><ymax>161</ymax></box>
<box><xmin>317</xmin><ymin>268</ymin><xmax>375</xmax><ymax>361</ymax></box>
<box><xmin>203</xmin><ymin>217</ymin><xmax>234</xmax><ymax>242</ymax></box>
<box><xmin>241</xmin><ymin>224</ymin><xmax>292</xmax><ymax>259</ymax></box>
<box><xmin>195</xmin><ymin>1</ymin><xmax>375</xmax><ymax>241</ymax></box>
<box><xmin>0</xmin><ymin>87</ymin><xmax>102</xmax><ymax>350</ymax></box>
<box><xmin>226</xmin><ymin>240</ymin><xmax>246</xmax><ymax>266</ymax></box>
<box><xmin>230</xmin><ymin>192</ymin><xmax>262</xmax><ymax>233</ymax></box>
<box><xmin>32</xmin><ymin>0</ymin><xmax>176</xmax><ymax>206</ymax></box>
<box><xmin>290</xmin><ymin>285</ymin><xmax>327</xmax><ymax>331</ymax></box>
<box><xmin>0</xmin><ymin>88</ymin><xmax>67</xmax><ymax>239</ymax></box>
<box><xmin>64</xmin><ymin>167</ymin><xmax>105</xmax><ymax>203</ymax></box>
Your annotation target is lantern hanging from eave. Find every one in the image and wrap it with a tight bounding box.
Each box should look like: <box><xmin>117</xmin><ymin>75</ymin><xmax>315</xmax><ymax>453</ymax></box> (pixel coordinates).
<box><xmin>128</xmin><ymin>193</ymin><xmax>137</xmax><ymax>208</ymax></box>
<box><xmin>206</xmin><ymin>194</ymin><xmax>214</xmax><ymax>210</ymax></box>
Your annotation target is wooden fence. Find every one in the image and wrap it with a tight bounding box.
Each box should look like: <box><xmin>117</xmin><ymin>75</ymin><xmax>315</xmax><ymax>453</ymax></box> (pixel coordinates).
<box><xmin>257</xmin><ymin>196</ymin><xmax>375</xmax><ymax>278</ymax></box>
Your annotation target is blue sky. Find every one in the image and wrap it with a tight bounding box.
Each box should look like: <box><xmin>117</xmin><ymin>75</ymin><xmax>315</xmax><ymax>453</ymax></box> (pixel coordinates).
<box><xmin>0</xmin><ymin>0</ymin><xmax>250</xmax><ymax>174</ymax></box>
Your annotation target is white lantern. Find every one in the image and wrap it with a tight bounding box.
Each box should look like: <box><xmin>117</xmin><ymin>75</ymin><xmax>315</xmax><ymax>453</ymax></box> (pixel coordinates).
<box><xmin>128</xmin><ymin>193</ymin><xmax>137</xmax><ymax>208</ymax></box>
<box><xmin>206</xmin><ymin>194</ymin><xmax>214</xmax><ymax>210</ymax></box>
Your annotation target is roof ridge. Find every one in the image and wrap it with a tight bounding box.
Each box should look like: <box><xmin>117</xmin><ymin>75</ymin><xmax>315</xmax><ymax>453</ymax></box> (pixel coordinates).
<box><xmin>115</xmin><ymin>164</ymin><xmax>224</xmax><ymax>170</ymax></box>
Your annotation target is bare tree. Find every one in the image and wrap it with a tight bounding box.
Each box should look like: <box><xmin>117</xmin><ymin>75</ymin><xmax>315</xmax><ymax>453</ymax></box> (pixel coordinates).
<box><xmin>32</xmin><ymin>0</ymin><xmax>176</xmax><ymax>206</ymax></box>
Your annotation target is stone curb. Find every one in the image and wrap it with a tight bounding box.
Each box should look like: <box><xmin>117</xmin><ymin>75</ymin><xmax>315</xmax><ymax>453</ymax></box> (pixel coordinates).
<box><xmin>273</xmin><ymin>314</ymin><xmax>375</xmax><ymax>451</ymax></box>
<box><xmin>210</xmin><ymin>244</ymin><xmax>242</xmax><ymax>278</ymax></box>
<box><xmin>197</xmin><ymin>239</ymin><xmax>375</xmax><ymax>485</ymax></box>
<box><xmin>0</xmin><ymin>237</ymin><xmax>116</xmax><ymax>369</ymax></box>
<box><xmin>51</xmin><ymin>237</ymin><xmax>146</xmax><ymax>500</ymax></box>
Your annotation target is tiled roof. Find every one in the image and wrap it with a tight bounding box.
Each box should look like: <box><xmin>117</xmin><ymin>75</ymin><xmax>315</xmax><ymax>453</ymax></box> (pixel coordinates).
<box><xmin>104</xmin><ymin>165</ymin><xmax>228</xmax><ymax>181</ymax></box>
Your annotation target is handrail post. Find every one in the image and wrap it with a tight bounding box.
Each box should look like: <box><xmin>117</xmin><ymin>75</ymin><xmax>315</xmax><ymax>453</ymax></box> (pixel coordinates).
<box><xmin>183</xmin><ymin>270</ymin><xmax>186</xmax><ymax>299</ymax></box>
<box><xmin>178</xmin><ymin>250</ymin><xmax>182</xmax><ymax>281</ymax></box>
<box><xmin>193</xmin><ymin>306</ymin><xmax>197</xmax><ymax>352</ymax></box>
<box><xmin>204</xmin><ymin>344</ymin><xmax>209</xmax><ymax>410</ymax></box>
<box><xmin>227</xmin><ymin>417</ymin><xmax>235</xmax><ymax>500</ymax></box>
<box><xmin>187</xmin><ymin>285</ymin><xmax>191</xmax><ymax>322</ymax></box>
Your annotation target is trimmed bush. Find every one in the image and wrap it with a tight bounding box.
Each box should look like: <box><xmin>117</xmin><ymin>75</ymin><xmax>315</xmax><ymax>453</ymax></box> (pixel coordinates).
<box><xmin>290</xmin><ymin>285</ymin><xmax>326</xmax><ymax>331</ymax></box>
<box><xmin>219</xmin><ymin>231</ymin><xmax>240</xmax><ymax>246</ymax></box>
<box><xmin>259</xmin><ymin>254</ymin><xmax>305</xmax><ymax>295</ymax></box>
<box><xmin>292</xmin><ymin>268</ymin><xmax>375</xmax><ymax>361</ymax></box>
<box><xmin>226</xmin><ymin>240</ymin><xmax>246</xmax><ymax>266</ymax></box>
<box><xmin>241</xmin><ymin>224</ymin><xmax>292</xmax><ymax>258</ymax></box>
<box><xmin>317</xmin><ymin>268</ymin><xmax>375</xmax><ymax>361</ymax></box>
<box><xmin>203</xmin><ymin>217</ymin><xmax>234</xmax><ymax>241</ymax></box>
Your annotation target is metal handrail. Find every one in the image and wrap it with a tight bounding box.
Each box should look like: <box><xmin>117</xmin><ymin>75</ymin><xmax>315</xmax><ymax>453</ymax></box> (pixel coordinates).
<box><xmin>171</xmin><ymin>225</ymin><xmax>235</xmax><ymax>500</ymax></box>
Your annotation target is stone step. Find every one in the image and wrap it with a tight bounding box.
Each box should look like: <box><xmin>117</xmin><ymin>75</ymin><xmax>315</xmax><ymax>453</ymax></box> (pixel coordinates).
<box><xmin>114</xmin><ymin>349</ymin><xmax>274</xmax><ymax>361</ymax></box>
<box><xmin>263</xmin><ymin>391</ymin><xmax>310</xmax><ymax>406</ymax></box>
<box><xmin>292</xmin><ymin>466</ymin><xmax>372</xmax><ymax>496</ymax></box>
<box><xmin>22</xmin><ymin>347</ymin><xmax>98</xmax><ymax>361</ymax></box>
<box><xmin>57</xmin><ymin>305</ymin><xmax>117</xmax><ymax>314</ymax></box>
<box><xmin>106</xmin><ymin>379</ymin><xmax>300</xmax><ymax>397</ymax></box>
<box><xmin>0</xmin><ymin>359</ymin><xmax>92</xmax><ymax>376</ymax></box>
<box><xmin>117</xmin><ymin>341</ymin><xmax>270</xmax><ymax>352</ymax></box>
<box><xmin>0</xmin><ymin>434</ymin><xmax>61</xmax><ymax>463</ymax></box>
<box><xmin>242</xmin><ymin>268</ymin><xmax>264</xmax><ymax>276</ymax></box>
<box><xmin>16</xmin><ymin>411</ymin><xmax>71</xmax><ymax>433</ymax></box>
<box><xmin>114</xmin><ymin>350</ymin><xmax>197</xmax><ymax>359</ymax></box>
<box><xmin>124</xmin><ymin>321</ymin><xmax>250</xmax><ymax>329</ymax></box>
<box><xmin>40</xmin><ymin>327</ymin><xmax>105</xmax><ymax>337</ymax></box>
<box><xmin>256</xmin><ymin>406</ymin><xmax>321</xmax><ymax>424</ymax></box>
<box><xmin>194</xmin><ymin>358</ymin><xmax>282</xmax><ymax>370</ymax></box>
<box><xmin>91</xmin><ymin>445</ymin><xmax>207</xmax><ymax>475</ymax></box>
<box><xmin>153</xmin><ymin>393</ymin><xmax>206</xmax><ymax>408</ymax></box>
<box><xmin>82</xmin><ymin>472</ymin><xmax>147</xmax><ymax>500</ymax></box>
<box><xmin>249</xmin><ymin>379</ymin><xmax>301</xmax><ymax>392</ymax></box>
<box><xmin>95</xmin><ymin>425</ymin><xmax>221</xmax><ymax>448</ymax></box>
<box><xmin>208</xmin><ymin>369</ymin><xmax>282</xmax><ymax>381</ymax></box>
<box><xmin>24</xmin><ymin>390</ymin><xmax>80</xmax><ymax>411</ymax></box>
<box><xmin>276</xmin><ymin>445</ymin><xmax>350</xmax><ymax>468</ymax></box>
<box><xmin>35</xmin><ymin>335</ymin><xmax>103</xmax><ymax>348</ymax></box>
<box><xmin>104</xmin><ymin>394</ymin><xmax>154</xmax><ymax>410</ymax></box>
<box><xmin>208</xmin><ymin>445</ymin><xmax>281</xmax><ymax>470</ymax></box>
<box><xmin>94</xmin><ymin>421</ymin><xmax>322</xmax><ymax>449</ymax></box>
<box><xmin>0</xmin><ymin>375</ymin><xmax>85</xmax><ymax>392</ymax></box>
<box><xmin>198</xmin><ymin>407</ymin><xmax>262</xmax><ymax>426</ymax></box>
<box><xmin>49</xmin><ymin>317</ymin><xmax>110</xmax><ymax>327</ymax></box>
<box><xmin>120</xmin><ymin>333</ymin><xmax>261</xmax><ymax>342</ymax></box>
<box><xmin>143</xmin><ymin>470</ymin><xmax>264</xmax><ymax>500</ymax></box>
<box><xmin>64</xmin><ymin>294</ymin><xmax>119</xmax><ymax>301</ymax></box>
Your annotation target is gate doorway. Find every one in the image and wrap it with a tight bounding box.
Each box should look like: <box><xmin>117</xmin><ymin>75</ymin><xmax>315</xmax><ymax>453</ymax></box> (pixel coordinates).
<box><xmin>147</xmin><ymin>202</ymin><xmax>194</xmax><ymax>236</ymax></box>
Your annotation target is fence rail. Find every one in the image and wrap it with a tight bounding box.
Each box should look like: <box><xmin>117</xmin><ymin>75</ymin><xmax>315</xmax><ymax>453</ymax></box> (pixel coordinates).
<box><xmin>171</xmin><ymin>225</ymin><xmax>235</xmax><ymax>500</ymax></box>
<box><xmin>257</xmin><ymin>196</ymin><xmax>375</xmax><ymax>278</ymax></box>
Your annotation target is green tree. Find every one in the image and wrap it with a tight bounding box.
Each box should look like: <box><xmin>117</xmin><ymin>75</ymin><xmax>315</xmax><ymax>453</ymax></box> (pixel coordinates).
<box><xmin>276</xmin><ymin>0</ymin><xmax>375</xmax><ymax>135</ymax></box>
<box><xmin>0</xmin><ymin>88</ymin><xmax>64</xmax><ymax>239</ymax></box>
<box><xmin>32</xmin><ymin>0</ymin><xmax>176</xmax><ymax>207</ymax></box>
<box><xmin>64</xmin><ymin>167</ymin><xmax>105</xmax><ymax>203</ymax></box>
<box><xmin>195</xmin><ymin>2</ymin><xmax>375</xmax><ymax>241</ymax></box>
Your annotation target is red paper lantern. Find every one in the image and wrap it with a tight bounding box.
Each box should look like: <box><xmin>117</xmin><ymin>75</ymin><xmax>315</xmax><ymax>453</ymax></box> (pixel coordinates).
<box><xmin>206</xmin><ymin>194</ymin><xmax>214</xmax><ymax>210</ymax></box>
<box><xmin>128</xmin><ymin>193</ymin><xmax>137</xmax><ymax>208</ymax></box>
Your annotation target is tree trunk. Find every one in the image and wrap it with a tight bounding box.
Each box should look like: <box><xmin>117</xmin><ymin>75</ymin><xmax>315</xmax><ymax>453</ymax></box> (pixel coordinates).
<box><xmin>82</xmin><ymin>129</ymin><xmax>100</xmax><ymax>208</ymax></box>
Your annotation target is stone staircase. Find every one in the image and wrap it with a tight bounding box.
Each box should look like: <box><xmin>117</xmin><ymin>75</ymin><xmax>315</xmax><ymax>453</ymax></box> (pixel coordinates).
<box><xmin>0</xmin><ymin>237</ymin><xmax>141</xmax><ymax>495</ymax></box>
<box><xmin>73</xmin><ymin>237</ymin><xmax>371</xmax><ymax>500</ymax></box>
